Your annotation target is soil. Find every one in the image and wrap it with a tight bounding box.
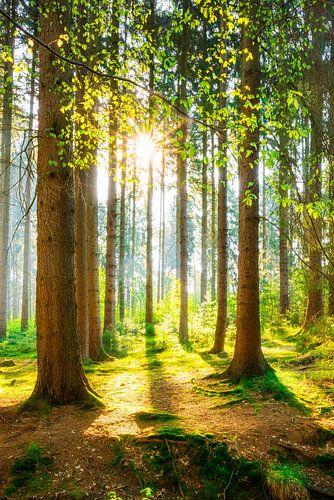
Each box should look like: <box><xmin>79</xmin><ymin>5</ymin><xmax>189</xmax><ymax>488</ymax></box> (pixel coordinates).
<box><xmin>0</xmin><ymin>348</ymin><xmax>333</xmax><ymax>499</ymax></box>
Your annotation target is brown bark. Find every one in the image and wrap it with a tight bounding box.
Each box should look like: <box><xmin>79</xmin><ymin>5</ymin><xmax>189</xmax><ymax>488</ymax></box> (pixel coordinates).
<box><xmin>104</xmin><ymin>0</ymin><xmax>119</xmax><ymax>333</ymax></box>
<box><xmin>130</xmin><ymin>157</ymin><xmax>137</xmax><ymax>316</ymax></box>
<box><xmin>157</xmin><ymin>148</ymin><xmax>166</xmax><ymax>303</ymax></box>
<box><xmin>75</xmin><ymin>168</ymin><xmax>89</xmax><ymax>360</ymax></box>
<box><xmin>210</xmin><ymin>130</ymin><xmax>217</xmax><ymax>301</ymax></box>
<box><xmin>104</xmin><ymin>113</ymin><xmax>118</xmax><ymax>332</ymax></box>
<box><xmin>328</xmin><ymin>11</ymin><xmax>334</xmax><ymax>316</ymax></box>
<box><xmin>304</xmin><ymin>2</ymin><xmax>325</xmax><ymax>326</ymax></box>
<box><xmin>0</xmin><ymin>0</ymin><xmax>15</xmax><ymax>338</ymax></box>
<box><xmin>278</xmin><ymin>128</ymin><xmax>289</xmax><ymax>316</ymax></box>
<box><xmin>87</xmin><ymin>159</ymin><xmax>105</xmax><ymax>360</ymax></box>
<box><xmin>177</xmin><ymin>0</ymin><xmax>190</xmax><ymax>343</ymax></box>
<box><xmin>30</xmin><ymin>0</ymin><xmax>93</xmax><ymax>404</ymax></box>
<box><xmin>21</xmin><ymin>48</ymin><xmax>36</xmax><ymax>331</ymax></box>
<box><xmin>210</xmin><ymin>42</ymin><xmax>228</xmax><ymax>354</ymax></box>
<box><xmin>118</xmin><ymin>136</ymin><xmax>127</xmax><ymax>322</ymax></box>
<box><xmin>224</xmin><ymin>2</ymin><xmax>268</xmax><ymax>379</ymax></box>
<box><xmin>200</xmin><ymin>129</ymin><xmax>208</xmax><ymax>303</ymax></box>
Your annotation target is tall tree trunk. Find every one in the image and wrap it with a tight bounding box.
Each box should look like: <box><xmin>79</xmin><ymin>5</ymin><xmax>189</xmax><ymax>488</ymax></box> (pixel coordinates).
<box><xmin>157</xmin><ymin>148</ymin><xmax>166</xmax><ymax>302</ymax></box>
<box><xmin>0</xmin><ymin>0</ymin><xmax>15</xmax><ymax>338</ymax></box>
<box><xmin>177</xmin><ymin>0</ymin><xmax>189</xmax><ymax>343</ymax></box>
<box><xmin>21</xmin><ymin>48</ymin><xmax>36</xmax><ymax>331</ymax></box>
<box><xmin>304</xmin><ymin>2</ymin><xmax>324</xmax><ymax>325</ymax></box>
<box><xmin>328</xmin><ymin>11</ymin><xmax>334</xmax><ymax>316</ymax></box>
<box><xmin>278</xmin><ymin>128</ymin><xmax>289</xmax><ymax>315</ymax></box>
<box><xmin>75</xmin><ymin>168</ymin><xmax>89</xmax><ymax>360</ymax></box>
<box><xmin>224</xmin><ymin>2</ymin><xmax>268</xmax><ymax>379</ymax></box>
<box><xmin>87</xmin><ymin>159</ymin><xmax>105</xmax><ymax>360</ymax></box>
<box><xmin>118</xmin><ymin>136</ymin><xmax>127</xmax><ymax>322</ymax></box>
<box><xmin>210</xmin><ymin>130</ymin><xmax>217</xmax><ymax>301</ymax></box>
<box><xmin>104</xmin><ymin>114</ymin><xmax>118</xmax><ymax>332</ymax></box>
<box><xmin>145</xmin><ymin>0</ymin><xmax>155</xmax><ymax>330</ymax></box>
<box><xmin>130</xmin><ymin>157</ymin><xmax>137</xmax><ymax>316</ymax></box>
<box><xmin>200</xmin><ymin>129</ymin><xmax>208</xmax><ymax>303</ymax></box>
<box><xmin>104</xmin><ymin>0</ymin><xmax>119</xmax><ymax>333</ymax></box>
<box><xmin>210</xmin><ymin>35</ymin><xmax>228</xmax><ymax>354</ymax></box>
<box><xmin>30</xmin><ymin>0</ymin><xmax>94</xmax><ymax>404</ymax></box>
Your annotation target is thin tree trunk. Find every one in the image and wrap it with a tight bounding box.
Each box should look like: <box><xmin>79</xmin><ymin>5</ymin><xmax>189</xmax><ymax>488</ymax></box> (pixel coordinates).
<box><xmin>211</xmin><ymin>130</ymin><xmax>216</xmax><ymax>301</ymax></box>
<box><xmin>21</xmin><ymin>49</ymin><xmax>36</xmax><ymax>331</ymax></box>
<box><xmin>130</xmin><ymin>157</ymin><xmax>137</xmax><ymax>316</ymax></box>
<box><xmin>30</xmin><ymin>0</ymin><xmax>94</xmax><ymax>404</ymax></box>
<box><xmin>118</xmin><ymin>136</ymin><xmax>127</xmax><ymax>323</ymax></box>
<box><xmin>210</xmin><ymin>36</ymin><xmax>228</xmax><ymax>353</ymax></box>
<box><xmin>200</xmin><ymin>129</ymin><xmax>208</xmax><ymax>303</ymax></box>
<box><xmin>177</xmin><ymin>0</ymin><xmax>189</xmax><ymax>343</ymax></box>
<box><xmin>104</xmin><ymin>0</ymin><xmax>119</xmax><ymax>334</ymax></box>
<box><xmin>329</xmin><ymin>12</ymin><xmax>334</xmax><ymax>316</ymax></box>
<box><xmin>0</xmin><ymin>0</ymin><xmax>16</xmax><ymax>338</ymax></box>
<box><xmin>87</xmin><ymin>157</ymin><xmax>105</xmax><ymax>360</ymax></box>
<box><xmin>278</xmin><ymin>128</ymin><xmax>289</xmax><ymax>315</ymax></box>
<box><xmin>157</xmin><ymin>148</ymin><xmax>166</xmax><ymax>303</ymax></box>
<box><xmin>104</xmin><ymin>110</ymin><xmax>118</xmax><ymax>332</ymax></box>
<box><xmin>224</xmin><ymin>2</ymin><xmax>269</xmax><ymax>379</ymax></box>
<box><xmin>75</xmin><ymin>168</ymin><xmax>89</xmax><ymax>360</ymax></box>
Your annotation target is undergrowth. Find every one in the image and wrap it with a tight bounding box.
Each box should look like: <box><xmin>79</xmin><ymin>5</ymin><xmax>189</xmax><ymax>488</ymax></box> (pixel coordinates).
<box><xmin>4</xmin><ymin>442</ymin><xmax>53</xmax><ymax>496</ymax></box>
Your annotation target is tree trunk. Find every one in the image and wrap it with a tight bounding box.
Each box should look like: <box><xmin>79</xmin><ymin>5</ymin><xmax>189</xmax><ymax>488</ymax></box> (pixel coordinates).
<box><xmin>87</xmin><ymin>159</ymin><xmax>105</xmax><ymax>360</ymax></box>
<box><xmin>75</xmin><ymin>169</ymin><xmax>89</xmax><ymax>360</ymax></box>
<box><xmin>104</xmin><ymin>0</ymin><xmax>119</xmax><ymax>333</ymax></box>
<box><xmin>118</xmin><ymin>136</ymin><xmax>127</xmax><ymax>323</ymax></box>
<box><xmin>0</xmin><ymin>0</ymin><xmax>15</xmax><ymax>338</ymax></box>
<box><xmin>278</xmin><ymin>128</ymin><xmax>289</xmax><ymax>316</ymax></box>
<box><xmin>224</xmin><ymin>2</ymin><xmax>268</xmax><ymax>379</ymax></box>
<box><xmin>211</xmin><ymin>130</ymin><xmax>217</xmax><ymax>301</ymax></box>
<box><xmin>177</xmin><ymin>0</ymin><xmax>189</xmax><ymax>343</ymax></box>
<box><xmin>210</xmin><ymin>37</ymin><xmax>228</xmax><ymax>354</ymax></box>
<box><xmin>157</xmin><ymin>148</ymin><xmax>166</xmax><ymax>303</ymax></box>
<box><xmin>104</xmin><ymin>116</ymin><xmax>118</xmax><ymax>332</ymax></box>
<box><xmin>30</xmin><ymin>0</ymin><xmax>94</xmax><ymax>404</ymax></box>
<box><xmin>130</xmin><ymin>157</ymin><xmax>137</xmax><ymax>316</ymax></box>
<box><xmin>304</xmin><ymin>2</ymin><xmax>324</xmax><ymax>326</ymax></box>
<box><xmin>200</xmin><ymin>129</ymin><xmax>208</xmax><ymax>303</ymax></box>
<box><xmin>329</xmin><ymin>12</ymin><xmax>334</xmax><ymax>316</ymax></box>
<box><xmin>21</xmin><ymin>48</ymin><xmax>36</xmax><ymax>331</ymax></box>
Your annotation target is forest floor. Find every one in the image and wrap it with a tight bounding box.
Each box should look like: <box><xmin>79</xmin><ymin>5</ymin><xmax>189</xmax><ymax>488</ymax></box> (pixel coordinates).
<box><xmin>0</xmin><ymin>322</ymin><xmax>333</xmax><ymax>499</ymax></box>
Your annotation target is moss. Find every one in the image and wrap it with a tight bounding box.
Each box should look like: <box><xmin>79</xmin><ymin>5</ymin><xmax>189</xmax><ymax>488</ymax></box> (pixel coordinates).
<box><xmin>4</xmin><ymin>442</ymin><xmax>53</xmax><ymax>496</ymax></box>
<box><xmin>135</xmin><ymin>410</ymin><xmax>183</xmax><ymax>423</ymax></box>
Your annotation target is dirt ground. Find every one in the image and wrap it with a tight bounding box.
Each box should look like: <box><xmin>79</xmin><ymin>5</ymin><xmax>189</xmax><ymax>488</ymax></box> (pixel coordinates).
<box><xmin>0</xmin><ymin>342</ymin><xmax>333</xmax><ymax>499</ymax></box>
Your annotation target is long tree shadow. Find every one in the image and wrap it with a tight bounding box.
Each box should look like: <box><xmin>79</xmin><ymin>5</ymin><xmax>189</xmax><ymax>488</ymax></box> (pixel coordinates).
<box><xmin>136</xmin><ymin>331</ymin><xmax>181</xmax><ymax>428</ymax></box>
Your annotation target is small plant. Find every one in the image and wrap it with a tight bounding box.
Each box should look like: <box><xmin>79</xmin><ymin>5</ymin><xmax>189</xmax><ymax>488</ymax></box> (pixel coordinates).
<box><xmin>265</xmin><ymin>463</ymin><xmax>309</xmax><ymax>500</ymax></box>
<box><xmin>140</xmin><ymin>486</ymin><xmax>154</xmax><ymax>499</ymax></box>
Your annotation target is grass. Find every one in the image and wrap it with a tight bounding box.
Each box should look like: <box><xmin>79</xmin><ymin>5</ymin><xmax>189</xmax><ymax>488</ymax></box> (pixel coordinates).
<box><xmin>265</xmin><ymin>463</ymin><xmax>309</xmax><ymax>500</ymax></box>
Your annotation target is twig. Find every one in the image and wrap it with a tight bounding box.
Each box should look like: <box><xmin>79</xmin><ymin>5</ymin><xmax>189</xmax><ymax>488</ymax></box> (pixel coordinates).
<box><xmin>165</xmin><ymin>438</ymin><xmax>184</xmax><ymax>498</ymax></box>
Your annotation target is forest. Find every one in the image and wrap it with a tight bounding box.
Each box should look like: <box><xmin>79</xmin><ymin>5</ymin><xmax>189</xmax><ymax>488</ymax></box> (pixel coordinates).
<box><xmin>0</xmin><ymin>0</ymin><xmax>333</xmax><ymax>498</ymax></box>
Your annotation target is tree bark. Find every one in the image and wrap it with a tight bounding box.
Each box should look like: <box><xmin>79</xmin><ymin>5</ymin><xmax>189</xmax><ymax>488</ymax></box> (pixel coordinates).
<box><xmin>177</xmin><ymin>0</ymin><xmax>190</xmax><ymax>343</ymax></box>
<box><xmin>104</xmin><ymin>0</ymin><xmax>119</xmax><ymax>333</ymax></box>
<box><xmin>278</xmin><ymin>128</ymin><xmax>289</xmax><ymax>316</ymax></box>
<box><xmin>118</xmin><ymin>136</ymin><xmax>127</xmax><ymax>323</ymax></box>
<box><xmin>329</xmin><ymin>11</ymin><xmax>334</xmax><ymax>316</ymax></box>
<box><xmin>21</xmin><ymin>47</ymin><xmax>36</xmax><ymax>331</ymax></box>
<box><xmin>304</xmin><ymin>2</ymin><xmax>324</xmax><ymax>326</ymax></box>
<box><xmin>130</xmin><ymin>157</ymin><xmax>137</xmax><ymax>316</ymax></box>
<box><xmin>210</xmin><ymin>34</ymin><xmax>228</xmax><ymax>353</ymax></box>
<box><xmin>200</xmin><ymin>129</ymin><xmax>208</xmax><ymax>303</ymax></box>
<box><xmin>0</xmin><ymin>0</ymin><xmax>16</xmax><ymax>338</ymax></box>
<box><xmin>30</xmin><ymin>0</ymin><xmax>94</xmax><ymax>404</ymax></box>
<box><xmin>211</xmin><ymin>130</ymin><xmax>217</xmax><ymax>301</ymax></box>
<box><xmin>224</xmin><ymin>2</ymin><xmax>269</xmax><ymax>379</ymax></box>
<box><xmin>87</xmin><ymin>158</ymin><xmax>105</xmax><ymax>360</ymax></box>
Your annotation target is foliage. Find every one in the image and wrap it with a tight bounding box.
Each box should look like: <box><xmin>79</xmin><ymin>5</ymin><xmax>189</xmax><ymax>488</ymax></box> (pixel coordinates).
<box><xmin>264</xmin><ymin>463</ymin><xmax>309</xmax><ymax>500</ymax></box>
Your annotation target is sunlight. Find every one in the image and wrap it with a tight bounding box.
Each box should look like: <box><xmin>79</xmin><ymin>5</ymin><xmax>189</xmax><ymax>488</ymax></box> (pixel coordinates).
<box><xmin>136</xmin><ymin>133</ymin><xmax>155</xmax><ymax>161</ymax></box>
